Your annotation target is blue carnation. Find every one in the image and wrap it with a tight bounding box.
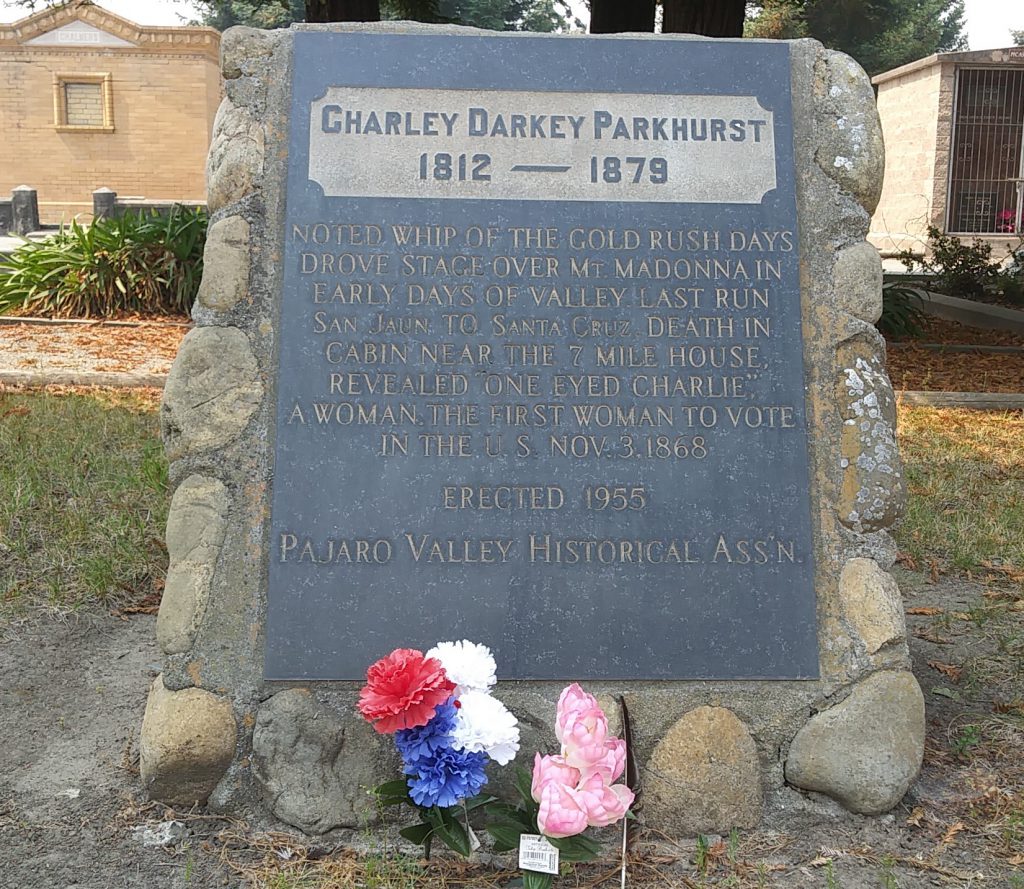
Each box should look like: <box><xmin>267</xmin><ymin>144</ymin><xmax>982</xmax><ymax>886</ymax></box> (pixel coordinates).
<box><xmin>405</xmin><ymin>746</ymin><xmax>489</xmax><ymax>809</ymax></box>
<box><xmin>394</xmin><ymin>698</ymin><xmax>458</xmax><ymax>767</ymax></box>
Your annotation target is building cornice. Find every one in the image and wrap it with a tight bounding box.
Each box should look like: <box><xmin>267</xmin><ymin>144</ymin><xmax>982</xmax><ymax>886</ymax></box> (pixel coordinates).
<box><xmin>873</xmin><ymin>46</ymin><xmax>1024</xmax><ymax>85</ymax></box>
<box><xmin>0</xmin><ymin>1</ymin><xmax>220</xmax><ymax>60</ymax></box>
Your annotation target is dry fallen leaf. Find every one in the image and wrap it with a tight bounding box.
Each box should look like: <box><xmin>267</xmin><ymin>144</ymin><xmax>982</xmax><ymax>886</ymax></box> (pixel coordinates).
<box><xmin>928</xmin><ymin>661</ymin><xmax>962</xmax><ymax>682</ymax></box>
<box><xmin>993</xmin><ymin>699</ymin><xmax>1024</xmax><ymax>715</ymax></box>
<box><xmin>906</xmin><ymin>806</ymin><xmax>927</xmax><ymax>827</ymax></box>
<box><xmin>914</xmin><ymin>627</ymin><xmax>951</xmax><ymax>644</ymax></box>
<box><xmin>907</xmin><ymin>607</ymin><xmax>944</xmax><ymax>616</ymax></box>
<box><xmin>896</xmin><ymin>551</ymin><xmax>919</xmax><ymax>570</ymax></box>
<box><xmin>940</xmin><ymin>821</ymin><xmax>965</xmax><ymax>846</ymax></box>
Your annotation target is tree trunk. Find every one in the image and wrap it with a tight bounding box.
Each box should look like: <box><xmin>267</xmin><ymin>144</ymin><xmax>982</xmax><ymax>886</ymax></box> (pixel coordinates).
<box><xmin>662</xmin><ymin>0</ymin><xmax>745</xmax><ymax>36</ymax></box>
<box><xmin>304</xmin><ymin>0</ymin><xmax>380</xmax><ymax>22</ymax></box>
<box><xmin>589</xmin><ymin>0</ymin><xmax>655</xmax><ymax>34</ymax></box>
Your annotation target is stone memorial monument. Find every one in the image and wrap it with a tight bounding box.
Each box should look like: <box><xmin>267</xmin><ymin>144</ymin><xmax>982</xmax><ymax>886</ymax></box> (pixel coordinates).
<box><xmin>141</xmin><ymin>23</ymin><xmax>924</xmax><ymax>836</ymax></box>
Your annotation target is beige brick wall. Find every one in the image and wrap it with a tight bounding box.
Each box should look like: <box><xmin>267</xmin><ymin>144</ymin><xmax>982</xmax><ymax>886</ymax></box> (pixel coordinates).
<box><xmin>868</xmin><ymin>63</ymin><xmax>944</xmax><ymax>255</ymax></box>
<box><xmin>0</xmin><ymin>44</ymin><xmax>221</xmax><ymax>223</ymax></box>
<box><xmin>64</xmin><ymin>81</ymin><xmax>103</xmax><ymax>126</ymax></box>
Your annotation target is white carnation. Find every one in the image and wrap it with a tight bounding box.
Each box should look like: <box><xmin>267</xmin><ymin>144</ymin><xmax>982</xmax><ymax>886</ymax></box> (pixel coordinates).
<box><xmin>451</xmin><ymin>690</ymin><xmax>520</xmax><ymax>766</ymax></box>
<box><xmin>426</xmin><ymin>639</ymin><xmax>497</xmax><ymax>695</ymax></box>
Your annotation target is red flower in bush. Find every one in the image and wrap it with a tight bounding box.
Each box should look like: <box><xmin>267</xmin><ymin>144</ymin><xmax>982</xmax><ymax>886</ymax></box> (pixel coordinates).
<box><xmin>357</xmin><ymin>648</ymin><xmax>456</xmax><ymax>734</ymax></box>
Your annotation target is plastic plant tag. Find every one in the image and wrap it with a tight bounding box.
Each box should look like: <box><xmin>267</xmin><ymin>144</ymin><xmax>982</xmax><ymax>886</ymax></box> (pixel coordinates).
<box><xmin>519</xmin><ymin>834</ymin><xmax>560</xmax><ymax>875</ymax></box>
<box><xmin>467</xmin><ymin>823</ymin><xmax>481</xmax><ymax>852</ymax></box>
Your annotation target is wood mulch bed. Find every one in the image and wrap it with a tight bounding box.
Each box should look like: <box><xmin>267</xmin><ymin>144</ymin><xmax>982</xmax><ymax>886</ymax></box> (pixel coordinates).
<box><xmin>0</xmin><ymin>317</ymin><xmax>188</xmax><ymax>378</ymax></box>
<box><xmin>886</xmin><ymin>317</ymin><xmax>1024</xmax><ymax>394</ymax></box>
<box><xmin>1</xmin><ymin>311</ymin><xmax>1023</xmax><ymax>395</ymax></box>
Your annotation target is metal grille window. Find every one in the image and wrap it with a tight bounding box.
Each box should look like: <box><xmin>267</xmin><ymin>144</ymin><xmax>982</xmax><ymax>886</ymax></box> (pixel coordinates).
<box><xmin>948</xmin><ymin>67</ymin><xmax>1024</xmax><ymax>235</ymax></box>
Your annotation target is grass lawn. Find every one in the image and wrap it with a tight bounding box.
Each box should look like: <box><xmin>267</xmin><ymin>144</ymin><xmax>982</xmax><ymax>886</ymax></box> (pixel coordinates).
<box><xmin>0</xmin><ymin>389</ymin><xmax>167</xmax><ymax>617</ymax></box>
<box><xmin>896</xmin><ymin>406</ymin><xmax>1024</xmax><ymax>584</ymax></box>
<box><xmin>1</xmin><ymin>393</ymin><xmax>1021</xmax><ymax>613</ymax></box>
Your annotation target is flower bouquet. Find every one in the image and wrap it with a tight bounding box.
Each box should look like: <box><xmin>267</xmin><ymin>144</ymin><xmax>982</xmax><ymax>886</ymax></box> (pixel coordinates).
<box><xmin>357</xmin><ymin>640</ymin><xmax>520</xmax><ymax>858</ymax></box>
<box><xmin>485</xmin><ymin>684</ymin><xmax>635</xmax><ymax>888</ymax></box>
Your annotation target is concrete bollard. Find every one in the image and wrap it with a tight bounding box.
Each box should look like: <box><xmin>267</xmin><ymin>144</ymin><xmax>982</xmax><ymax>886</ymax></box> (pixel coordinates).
<box><xmin>11</xmin><ymin>185</ymin><xmax>40</xmax><ymax>236</ymax></box>
<box><xmin>93</xmin><ymin>187</ymin><xmax>118</xmax><ymax>220</ymax></box>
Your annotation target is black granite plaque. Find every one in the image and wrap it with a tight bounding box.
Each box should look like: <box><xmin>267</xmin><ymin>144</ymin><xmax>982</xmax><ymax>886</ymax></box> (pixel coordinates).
<box><xmin>265</xmin><ymin>32</ymin><xmax>818</xmax><ymax>680</ymax></box>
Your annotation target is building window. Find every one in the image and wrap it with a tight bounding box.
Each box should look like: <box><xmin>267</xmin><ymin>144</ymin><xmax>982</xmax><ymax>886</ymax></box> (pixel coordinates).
<box><xmin>53</xmin><ymin>73</ymin><xmax>114</xmax><ymax>132</ymax></box>
<box><xmin>947</xmin><ymin>67</ymin><xmax>1024</xmax><ymax>235</ymax></box>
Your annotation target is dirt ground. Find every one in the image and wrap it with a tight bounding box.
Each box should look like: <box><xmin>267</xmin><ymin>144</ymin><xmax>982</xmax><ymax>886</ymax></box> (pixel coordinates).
<box><xmin>1</xmin><ymin>568</ymin><xmax>1021</xmax><ymax>889</ymax></box>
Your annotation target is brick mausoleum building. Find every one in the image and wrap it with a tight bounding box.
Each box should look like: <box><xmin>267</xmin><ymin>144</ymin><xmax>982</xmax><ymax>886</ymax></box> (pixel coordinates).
<box><xmin>869</xmin><ymin>46</ymin><xmax>1024</xmax><ymax>259</ymax></box>
<box><xmin>0</xmin><ymin>1</ymin><xmax>221</xmax><ymax>223</ymax></box>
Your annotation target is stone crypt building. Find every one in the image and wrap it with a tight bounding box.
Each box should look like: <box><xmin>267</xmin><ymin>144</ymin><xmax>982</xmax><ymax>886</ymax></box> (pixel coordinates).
<box><xmin>0</xmin><ymin>2</ymin><xmax>221</xmax><ymax>223</ymax></box>
<box><xmin>869</xmin><ymin>46</ymin><xmax>1024</xmax><ymax>259</ymax></box>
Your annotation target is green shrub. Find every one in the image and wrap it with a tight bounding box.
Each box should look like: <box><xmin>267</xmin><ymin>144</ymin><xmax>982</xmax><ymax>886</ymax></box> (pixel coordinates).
<box><xmin>0</xmin><ymin>206</ymin><xmax>206</xmax><ymax>318</ymax></box>
<box><xmin>896</xmin><ymin>225</ymin><xmax>1021</xmax><ymax>303</ymax></box>
<box><xmin>1002</xmin><ymin>244</ymin><xmax>1024</xmax><ymax>306</ymax></box>
<box><xmin>878</xmin><ymin>280</ymin><xmax>928</xmax><ymax>339</ymax></box>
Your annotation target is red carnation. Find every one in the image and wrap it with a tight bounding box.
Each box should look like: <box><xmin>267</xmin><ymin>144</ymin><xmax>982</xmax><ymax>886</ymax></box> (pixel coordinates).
<box><xmin>357</xmin><ymin>648</ymin><xmax>456</xmax><ymax>734</ymax></box>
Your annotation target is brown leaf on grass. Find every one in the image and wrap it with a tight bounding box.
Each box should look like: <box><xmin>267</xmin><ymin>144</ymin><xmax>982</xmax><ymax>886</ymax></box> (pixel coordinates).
<box><xmin>1008</xmin><ymin>854</ymin><xmax>1024</xmax><ymax>866</ymax></box>
<box><xmin>980</xmin><ymin>561</ymin><xmax>1024</xmax><ymax>582</ymax></box>
<box><xmin>896</xmin><ymin>551</ymin><xmax>919</xmax><ymax>570</ymax></box>
<box><xmin>928</xmin><ymin>661</ymin><xmax>962</xmax><ymax>682</ymax></box>
<box><xmin>929</xmin><ymin>560</ymin><xmax>941</xmax><ymax>583</ymax></box>
<box><xmin>940</xmin><ymin>822</ymin><xmax>965</xmax><ymax>846</ymax></box>
<box><xmin>914</xmin><ymin>627</ymin><xmax>951</xmax><ymax>644</ymax></box>
<box><xmin>112</xmin><ymin>591</ymin><xmax>163</xmax><ymax>617</ymax></box>
<box><xmin>992</xmin><ymin>699</ymin><xmax>1024</xmax><ymax>715</ymax></box>
<box><xmin>1</xmin><ymin>406</ymin><xmax>30</xmax><ymax>418</ymax></box>
<box><xmin>907</xmin><ymin>607</ymin><xmax>944</xmax><ymax>615</ymax></box>
<box><xmin>982</xmin><ymin>589</ymin><xmax>1012</xmax><ymax>600</ymax></box>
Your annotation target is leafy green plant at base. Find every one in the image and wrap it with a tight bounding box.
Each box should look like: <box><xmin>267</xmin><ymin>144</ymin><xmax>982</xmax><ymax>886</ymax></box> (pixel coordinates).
<box><xmin>879</xmin><ymin>854</ymin><xmax>899</xmax><ymax>889</ymax></box>
<box><xmin>824</xmin><ymin>858</ymin><xmax>838</xmax><ymax>889</ymax></box>
<box><xmin>951</xmin><ymin>723</ymin><xmax>982</xmax><ymax>759</ymax></box>
<box><xmin>0</xmin><ymin>206</ymin><xmax>206</xmax><ymax>318</ymax></box>
<box><xmin>372</xmin><ymin>779</ymin><xmax>494</xmax><ymax>860</ymax></box>
<box><xmin>877</xmin><ymin>280</ymin><xmax>928</xmax><ymax>339</ymax></box>
<box><xmin>694</xmin><ymin>834</ymin><xmax>711</xmax><ymax>875</ymax></box>
<box><xmin>484</xmin><ymin>767</ymin><xmax>602</xmax><ymax>889</ymax></box>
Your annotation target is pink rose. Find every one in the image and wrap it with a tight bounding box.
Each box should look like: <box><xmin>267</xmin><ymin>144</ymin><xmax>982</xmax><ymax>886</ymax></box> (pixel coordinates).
<box><xmin>562</xmin><ymin>705</ymin><xmax>609</xmax><ymax>752</ymax></box>
<box><xmin>573</xmin><ymin>773</ymin><xmax>635</xmax><ymax>828</ymax></box>
<box><xmin>537</xmin><ymin>780</ymin><xmax>589</xmax><ymax>838</ymax></box>
<box><xmin>555</xmin><ymin>683</ymin><xmax>599</xmax><ymax>745</ymax></box>
<box><xmin>531</xmin><ymin>753</ymin><xmax>582</xmax><ymax>803</ymax></box>
<box><xmin>565</xmin><ymin>736</ymin><xmax>626</xmax><ymax>783</ymax></box>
